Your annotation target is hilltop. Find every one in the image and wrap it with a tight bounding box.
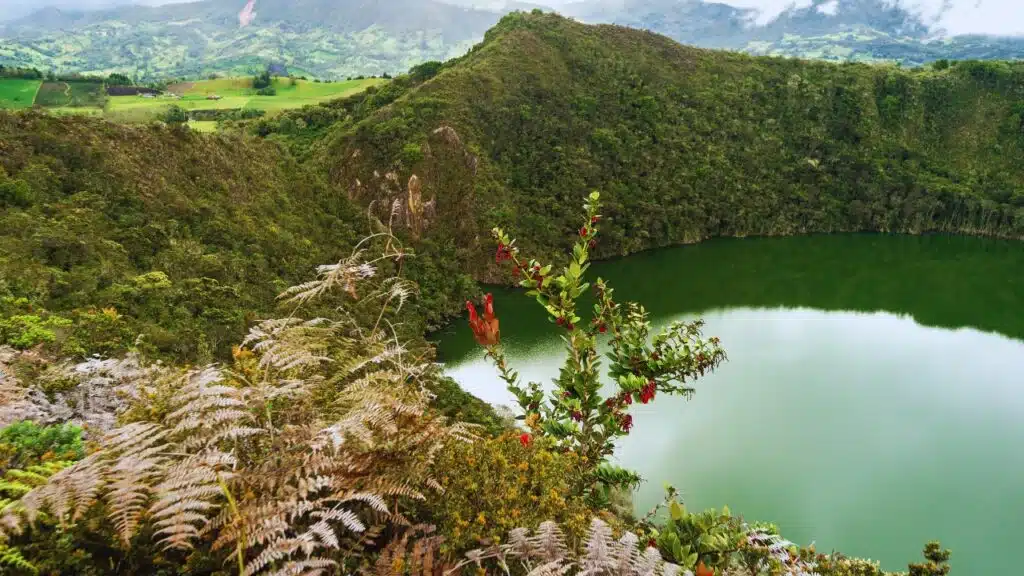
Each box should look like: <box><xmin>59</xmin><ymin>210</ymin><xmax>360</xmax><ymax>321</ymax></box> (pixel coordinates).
<box><xmin>2</xmin><ymin>0</ymin><xmax>1023</xmax><ymax>80</ymax></box>
<box><xmin>256</xmin><ymin>11</ymin><xmax>1024</xmax><ymax>282</ymax></box>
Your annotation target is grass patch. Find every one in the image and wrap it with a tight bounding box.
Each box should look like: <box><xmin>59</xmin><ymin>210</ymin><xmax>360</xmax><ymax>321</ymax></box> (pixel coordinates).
<box><xmin>33</xmin><ymin>81</ymin><xmax>106</xmax><ymax>107</ymax></box>
<box><xmin>0</xmin><ymin>79</ymin><xmax>41</xmax><ymax>109</ymax></box>
<box><xmin>188</xmin><ymin>120</ymin><xmax>218</xmax><ymax>133</ymax></box>
<box><xmin>3</xmin><ymin>76</ymin><xmax>382</xmax><ymax>123</ymax></box>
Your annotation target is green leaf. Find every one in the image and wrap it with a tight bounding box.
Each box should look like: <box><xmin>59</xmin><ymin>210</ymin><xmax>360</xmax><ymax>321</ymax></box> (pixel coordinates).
<box><xmin>670</xmin><ymin>499</ymin><xmax>684</xmax><ymax>521</ymax></box>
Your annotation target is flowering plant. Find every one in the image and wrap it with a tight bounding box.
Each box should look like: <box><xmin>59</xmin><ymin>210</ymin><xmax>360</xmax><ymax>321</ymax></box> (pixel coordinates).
<box><xmin>467</xmin><ymin>191</ymin><xmax>726</xmax><ymax>500</ymax></box>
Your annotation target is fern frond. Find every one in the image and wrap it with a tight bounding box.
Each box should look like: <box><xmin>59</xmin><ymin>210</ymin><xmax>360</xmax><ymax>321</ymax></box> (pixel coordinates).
<box><xmin>0</xmin><ymin>544</ymin><xmax>36</xmax><ymax>574</ymax></box>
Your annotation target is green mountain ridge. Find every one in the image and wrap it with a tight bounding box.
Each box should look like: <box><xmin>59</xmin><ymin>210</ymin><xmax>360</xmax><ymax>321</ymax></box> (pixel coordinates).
<box><xmin>256</xmin><ymin>11</ymin><xmax>1023</xmax><ymax>286</ymax></box>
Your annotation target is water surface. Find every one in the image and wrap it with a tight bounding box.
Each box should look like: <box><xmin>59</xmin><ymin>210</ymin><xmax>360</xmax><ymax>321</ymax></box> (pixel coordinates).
<box><xmin>436</xmin><ymin>234</ymin><xmax>1024</xmax><ymax>573</ymax></box>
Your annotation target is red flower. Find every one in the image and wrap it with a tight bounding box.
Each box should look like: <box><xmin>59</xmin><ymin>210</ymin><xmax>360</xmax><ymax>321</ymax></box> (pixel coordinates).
<box><xmin>571</xmin><ymin>410</ymin><xmax>583</xmax><ymax>422</ymax></box>
<box><xmin>591</xmin><ymin>215</ymin><xmax>601</xmax><ymax>224</ymax></box>
<box><xmin>639</xmin><ymin>381</ymin><xmax>656</xmax><ymax>404</ymax></box>
<box><xmin>646</xmin><ymin>538</ymin><xmax>657</xmax><ymax>549</ymax></box>
<box><xmin>467</xmin><ymin>294</ymin><xmax>500</xmax><ymax>347</ymax></box>
<box><xmin>620</xmin><ymin>392</ymin><xmax>632</xmax><ymax>406</ymax></box>
<box><xmin>696</xmin><ymin>561</ymin><xmax>714</xmax><ymax>576</ymax></box>
<box><xmin>588</xmin><ymin>239</ymin><xmax>597</xmax><ymax>249</ymax></box>
<box><xmin>598</xmin><ymin>324</ymin><xmax>607</xmax><ymax>333</ymax></box>
<box><xmin>519</xmin><ymin>433</ymin><xmax>532</xmax><ymax>447</ymax></box>
<box><xmin>579</xmin><ymin>226</ymin><xmax>588</xmax><ymax>237</ymax></box>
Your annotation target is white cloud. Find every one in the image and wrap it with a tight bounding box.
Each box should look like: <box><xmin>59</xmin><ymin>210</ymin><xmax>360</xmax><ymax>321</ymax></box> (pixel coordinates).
<box><xmin>817</xmin><ymin>0</ymin><xmax>840</xmax><ymax>15</ymax></box>
<box><xmin>716</xmin><ymin>0</ymin><xmax>1024</xmax><ymax>36</ymax></box>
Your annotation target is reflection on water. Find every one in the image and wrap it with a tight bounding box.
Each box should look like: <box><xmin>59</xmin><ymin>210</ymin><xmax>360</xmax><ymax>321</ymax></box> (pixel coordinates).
<box><xmin>436</xmin><ymin>235</ymin><xmax>1024</xmax><ymax>573</ymax></box>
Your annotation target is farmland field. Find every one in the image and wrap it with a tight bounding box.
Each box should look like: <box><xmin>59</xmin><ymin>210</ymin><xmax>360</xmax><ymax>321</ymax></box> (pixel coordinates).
<box><xmin>0</xmin><ymin>79</ymin><xmax>42</xmax><ymax>109</ymax></box>
<box><xmin>105</xmin><ymin>77</ymin><xmax>384</xmax><ymax>124</ymax></box>
<box><xmin>33</xmin><ymin>81</ymin><xmax>106</xmax><ymax>107</ymax></box>
<box><xmin>0</xmin><ymin>76</ymin><xmax>383</xmax><ymax>131</ymax></box>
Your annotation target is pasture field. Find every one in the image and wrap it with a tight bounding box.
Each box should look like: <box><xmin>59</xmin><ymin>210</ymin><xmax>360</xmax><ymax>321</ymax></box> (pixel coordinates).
<box><xmin>0</xmin><ymin>79</ymin><xmax>42</xmax><ymax>109</ymax></box>
<box><xmin>0</xmin><ymin>76</ymin><xmax>383</xmax><ymax>131</ymax></box>
<box><xmin>107</xmin><ymin>77</ymin><xmax>383</xmax><ymax>124</ymax></box>
<box><xmin>33</xmin><ymin>81</ymin><xmax>107</xmax><ymax>107</ymax></box>
<box><xmin>187</xmin><ymin>120</ymin><xmax>218</xmax><ymax>133</ymax></box>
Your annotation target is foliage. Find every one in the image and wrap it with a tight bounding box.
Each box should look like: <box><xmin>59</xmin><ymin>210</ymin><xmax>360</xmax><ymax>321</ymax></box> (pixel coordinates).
<box><xmin>0</xmin><ymin>111</ymin><xmax>368</xmax><ymax>362</ymax></box>
<box><xmin>158</xmin><ymin>105</ymin><xmax>189</xmax><ymax>125</ymax></box>
<box><xmin>106</xmin><ymin>74</ymin><xmax>133</xmax><ymax>87</ymax></box>
<box><xmin>428</xmin><ymin>433</ymin><xmax>591</xmax><ymax>554</ymax></box>
<box><xmin>0</xmin><ymin>421</ymin><xmax>83</xmax><ymax>471</ymax></box>
<box><xmin>0</xmin><ymin>315</ymin><xmax>72</xmax><ymax>350</ymax></box>
<box><xmin>809</xmin><ymin>541</ymin><xmax>951</xmax><ymax>576</ymax></box>
<box><xmin>908</xmin><ymin>543</ymin><xmax>951</xmax><ymax>576</ymax></box>
<box><xmin>452</xmin><ymin>517</ymin><xmax>684</xmax><ymax>575</ymax></box>
<box><xmin>0</xmin><ymin>228</ymin><xmax>477</xmax><ymax>575</ymax></box>
<box><xmin>252</xmin><ymin>71</ymin><xmax>273</xmax><ymax>90</ymax></box>
<box><xmin>477</xmin><ymin>192</ymin><xmax>725</xmax><ymax>504</ymax></box>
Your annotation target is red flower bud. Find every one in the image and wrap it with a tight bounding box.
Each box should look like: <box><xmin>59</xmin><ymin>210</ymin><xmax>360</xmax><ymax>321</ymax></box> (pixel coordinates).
<box><xmin>519</xmin><ymin>433</ymin><xmax>532</xmax><ymax>447</ymax></box>
<box><xmin>556</xmin><ymin>317</ymin><xmax>565</xmax><ymax>326</ymax></box>
<box><xmin>598</xmin><ymin>324</ymin><xmax>607</xmax><ymax>333</ymax></box>
<box><xmin>579</xmin><ymin>226</ymin><xmax>588</xmax><ymax>237</ymax></box>
<box><xmin>591</xmin><ymin>215</ymin><xmax>601</xmax><ymax>224</ymax></box>
<box><xmin>467</xmin><ymin>294</ymin><xmax>500</xmax><ymax>347</ymax></box>
<box><xmin>588</xmin><ymin>239</ymin><xmax>597</xmax><ymax>249</ymax></box>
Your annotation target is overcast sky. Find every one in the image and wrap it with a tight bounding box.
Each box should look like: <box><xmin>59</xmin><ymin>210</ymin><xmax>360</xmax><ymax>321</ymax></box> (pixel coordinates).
<box><xmin>1</xmin><ymin>0</ymin><xmax>1020</xmax><ymax>36</ymax></box>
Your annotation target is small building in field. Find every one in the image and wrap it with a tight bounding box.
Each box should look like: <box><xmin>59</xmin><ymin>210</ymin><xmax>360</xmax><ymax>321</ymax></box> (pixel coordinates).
<box><xmin>206</xmin><ymin>94</ymin><xmax>222</xmax><ymax>100</ymax></box>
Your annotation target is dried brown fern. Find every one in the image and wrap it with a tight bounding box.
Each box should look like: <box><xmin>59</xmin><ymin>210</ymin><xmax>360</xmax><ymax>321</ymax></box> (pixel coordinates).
<box><xmin>449</xmin><ymin>519</ymin><xmax>685</xmax><ymax>576</ymax></box>
<box><xmin>1</xmin><ymin>217</ymin><xmax>476</xmax><ymax>576</ymax></box>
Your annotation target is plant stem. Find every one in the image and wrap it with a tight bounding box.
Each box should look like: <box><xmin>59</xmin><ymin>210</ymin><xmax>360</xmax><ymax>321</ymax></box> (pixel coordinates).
<box><xmin>218</xmin><ymin>475</ymin><xmax>246</xmax><ymax>576</ymax></box>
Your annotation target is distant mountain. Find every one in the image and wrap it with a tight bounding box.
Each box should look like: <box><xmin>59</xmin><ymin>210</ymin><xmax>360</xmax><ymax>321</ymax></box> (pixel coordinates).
<box><xmin>0</xmin><ymin>0</ymin><xmax>1021</xmax><ymax>81</ymax></box>
<box><xmin>0</xmin><ymin>0</ymin><xmax>509</xmax><ymax>80</ymax></box>
<box><xmin>561</xmin><ymin>0</ymin><xmax>1024</xmax><ymax>63</ymax></box>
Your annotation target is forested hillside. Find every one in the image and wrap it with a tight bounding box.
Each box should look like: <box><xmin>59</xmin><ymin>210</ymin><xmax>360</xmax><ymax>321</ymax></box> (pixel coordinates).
<box><xmin>0</xmin><ymin>112</ymin><xmax>479</xmax><ymax>366</ymax></box>
<box><xmin>255</xmin><ymin>11</ymin><xmax>1024</xmax><ymax>283</ymax></box>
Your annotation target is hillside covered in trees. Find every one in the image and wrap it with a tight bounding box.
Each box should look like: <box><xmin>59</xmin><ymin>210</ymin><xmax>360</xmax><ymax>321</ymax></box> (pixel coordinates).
<box><xmin>257</xmin><ymin>11</ymin><xmax>1024</xmax><ymax>283</ymax></box>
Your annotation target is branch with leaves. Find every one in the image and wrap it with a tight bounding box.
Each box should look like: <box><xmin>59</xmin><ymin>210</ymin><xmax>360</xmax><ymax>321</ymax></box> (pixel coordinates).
<box><xmin>467</xmin><ymin>192</ymin><xmax>726</xmax><ymax>501</ymax></box>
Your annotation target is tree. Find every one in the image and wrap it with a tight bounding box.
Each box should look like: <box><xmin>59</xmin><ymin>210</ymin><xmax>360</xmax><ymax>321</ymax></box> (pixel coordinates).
<box><xmin>252</xmin><ymin>70</ymin><xmax>272</xmax><ymax>90</ymax></box>
<box><xmin>158</xmin><ymin>105</ymin><xmax>189</xmax><ymax>125</ymax></box>
<box><xmin>106</xmin><ymin>73</ymin><xmax>133</xmax><ymax>86</ymax></box>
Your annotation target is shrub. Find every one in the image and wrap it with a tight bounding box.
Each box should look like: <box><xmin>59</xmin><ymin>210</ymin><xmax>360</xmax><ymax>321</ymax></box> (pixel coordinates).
<box><xmin>429</xmin><ymin>433</ymin><xmax>591</xmax><ymax>554</ymax></box>
<box><xmin>475</xmin><ymin>192</ymin><xmax>726</xmax><ymax>505</ymax></box>
<box><xmin>157</xmin><ymin>105</ymin><xmax>188</xmax><ymax>125</ymax></box>
<box><xmin>0</xmin><ymin>315</ymin><xmax>72</xmax><ymax>350</ymax></box>
<box><xmin>0</xmin><ymin>421</ymin><xmax>83</xmax><ymax>471</ymax></box>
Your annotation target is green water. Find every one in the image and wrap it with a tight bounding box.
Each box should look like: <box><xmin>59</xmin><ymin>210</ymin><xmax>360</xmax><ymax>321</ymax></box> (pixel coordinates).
<box><xmin>435</xmin><ymin>234</ymin><xmax>1024</xmax><ymax>573</ymax></box>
